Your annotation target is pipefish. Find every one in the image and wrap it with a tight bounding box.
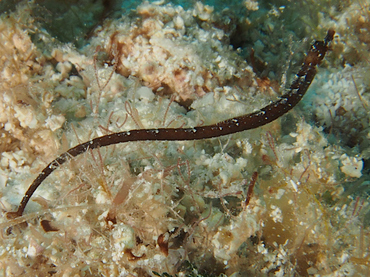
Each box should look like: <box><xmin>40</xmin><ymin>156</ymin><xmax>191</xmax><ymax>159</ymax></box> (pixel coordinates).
<box><xmin>7</xmin><ymin>29</ymin><xmax>335</xmax><ymax>219</ymax></box>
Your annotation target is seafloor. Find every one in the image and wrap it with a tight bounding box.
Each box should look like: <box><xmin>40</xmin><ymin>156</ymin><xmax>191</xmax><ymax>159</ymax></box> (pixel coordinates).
<box><xmin>0</xmin><ymin>0</ymin><xmax>369</xmax><ymax>276</ymax></box>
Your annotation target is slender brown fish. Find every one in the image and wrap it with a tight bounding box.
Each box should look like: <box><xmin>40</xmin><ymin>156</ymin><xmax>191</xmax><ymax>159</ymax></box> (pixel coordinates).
<box><xmin>7</xmin><ymin>29</ymin><xmax>335</xmax><ymax>219</ymax></box>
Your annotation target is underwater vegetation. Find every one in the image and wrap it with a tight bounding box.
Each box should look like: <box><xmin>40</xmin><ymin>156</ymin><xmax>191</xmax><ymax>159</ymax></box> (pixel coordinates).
<box><xmin>0</xmin><ymin>0</ymin><xmax>369</xmax><ymax>276</ymax></box>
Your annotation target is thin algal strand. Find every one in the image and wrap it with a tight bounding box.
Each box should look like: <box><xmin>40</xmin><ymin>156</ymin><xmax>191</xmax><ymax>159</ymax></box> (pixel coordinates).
<box><xmin>7</xmin><ymin>29</ymin><xmax>334</xmax><ymax>219</ymax></box>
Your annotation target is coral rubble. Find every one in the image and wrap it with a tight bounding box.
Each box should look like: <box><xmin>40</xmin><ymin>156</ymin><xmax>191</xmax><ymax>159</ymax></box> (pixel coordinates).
<box><xmin>0</xmin><ymin>0</ymin><xmax>369</xmax><ymax>276</ymax></box>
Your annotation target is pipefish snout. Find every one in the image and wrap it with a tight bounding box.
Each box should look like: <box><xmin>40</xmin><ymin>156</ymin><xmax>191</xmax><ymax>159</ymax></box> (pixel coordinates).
<box><xmin>7</xmin><ymin>29</ymin><xmax>335</xmax><ymax>220</ymax></box>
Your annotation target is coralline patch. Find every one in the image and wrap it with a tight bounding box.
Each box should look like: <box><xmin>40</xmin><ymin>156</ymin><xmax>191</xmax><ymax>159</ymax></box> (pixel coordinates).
<box><xmin>309</xmin><ymin>66</ymin><xmax>370</xmax><ymax>151</ymax></box>
<box><xmin>319</xmin><ymin>1</ymin><xmax>370</xmax><ymax>66</ymax></box>
<box><xmin>0</xmin><ymin>3</ymin><xmax>66</xmax><ymax>210</ymax></box>
<box><xmin>89</xmin><ymin>1</ymin><xmax>254</xmax><ymax>107</ymax></box>
<box><xmin>0</xmin><ymin>7</ymin><xmax>62</xmax><ymax>162</ymax></box>
<box><xmin>0</xmin><ymin>1</ymin><xmax>369</xmax><ymax>277</ymax></box>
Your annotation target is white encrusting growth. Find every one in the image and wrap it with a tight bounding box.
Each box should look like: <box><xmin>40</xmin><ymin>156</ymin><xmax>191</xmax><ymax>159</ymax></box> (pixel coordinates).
<box><xmin>0</xmin><ymin>1</ymin><xmax>368</xmax><ymax>276</ymax></box>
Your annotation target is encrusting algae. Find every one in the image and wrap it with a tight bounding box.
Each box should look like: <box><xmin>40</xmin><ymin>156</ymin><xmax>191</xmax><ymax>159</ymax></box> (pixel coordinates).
<box><xmin>0</xmin><ymin>1</ymin><xmax>369</xmax><ymax>276</ymax></box>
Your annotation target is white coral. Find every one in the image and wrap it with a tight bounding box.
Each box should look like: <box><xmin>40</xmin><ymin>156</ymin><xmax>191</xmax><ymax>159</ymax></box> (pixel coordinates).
<box><xmin>340</xmin><ymin>154</ymin><xmax>363</xmax><ymax>178</ymax></box>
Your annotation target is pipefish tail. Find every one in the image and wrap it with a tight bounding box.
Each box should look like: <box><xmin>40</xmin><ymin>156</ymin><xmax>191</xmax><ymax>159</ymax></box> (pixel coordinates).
<box><xmin>7</xmin><ymin>29</ymin><xmax>335</xmax><ymax>219</ymax></box>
